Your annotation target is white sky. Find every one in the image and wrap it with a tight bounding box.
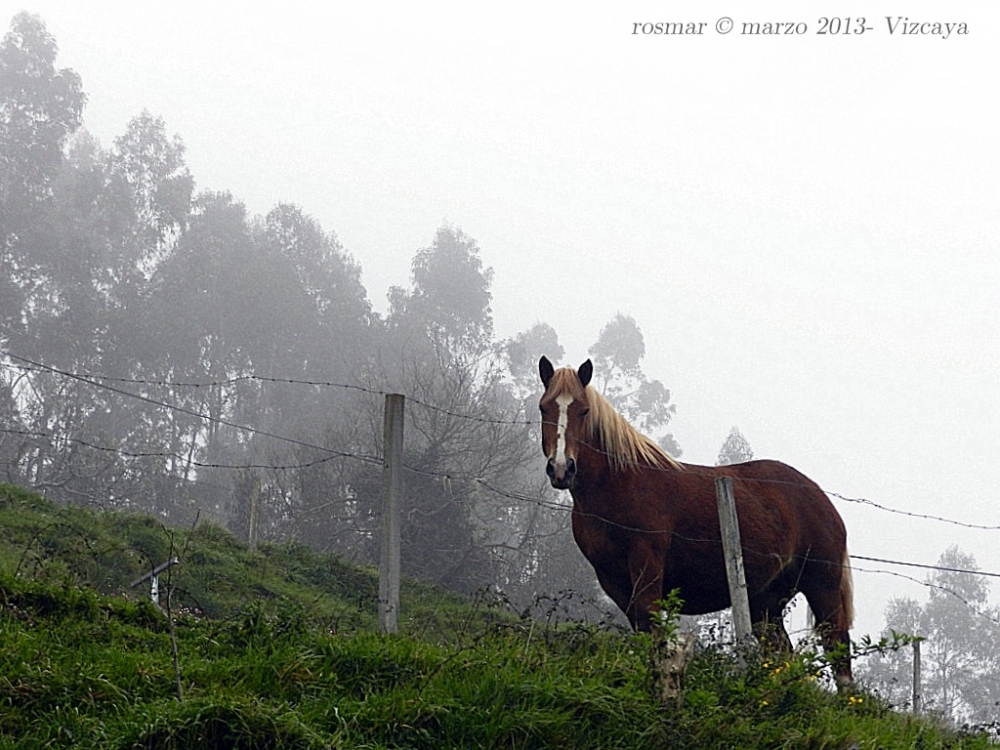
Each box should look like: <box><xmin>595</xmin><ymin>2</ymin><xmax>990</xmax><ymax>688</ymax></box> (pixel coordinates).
<box><xmin>11</xmin><ymin>1</ymin><xmax>1000</xmax><ymax>639</ymax></box>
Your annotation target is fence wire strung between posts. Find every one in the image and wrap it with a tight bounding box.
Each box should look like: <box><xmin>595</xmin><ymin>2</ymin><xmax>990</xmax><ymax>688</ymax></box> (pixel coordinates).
<box><xmin>3</xmin><ymin>352</ymin><xmax>1000</xmax><ymax>618</ymax></box>
<box><xmin>4</xmin><ymin>353</ymin><xmax>999</xmax><ymax>527</ymax></box>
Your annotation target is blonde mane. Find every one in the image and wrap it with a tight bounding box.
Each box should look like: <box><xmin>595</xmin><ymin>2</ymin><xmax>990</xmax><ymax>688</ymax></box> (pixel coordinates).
<box><xmin>545</xmin><ymin>367</ymin><xmax>682</xmax><ymax>473</ymax></box>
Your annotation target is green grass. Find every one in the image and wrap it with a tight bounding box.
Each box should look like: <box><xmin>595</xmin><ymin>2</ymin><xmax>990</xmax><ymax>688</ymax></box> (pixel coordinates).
<box><xmin>0</xmin><ymin>482</ymin><xmax>469</xmax><ymax>634</ymax></box>
<box><xmin>0</xmin><ymin>483</ymin><xmax>993</xmax><ymax>749</ymax></box>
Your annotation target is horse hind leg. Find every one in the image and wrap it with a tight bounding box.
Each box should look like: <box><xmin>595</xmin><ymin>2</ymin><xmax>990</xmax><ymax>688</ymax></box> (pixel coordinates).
<box><xmin>802</xmin><ymin>561</ymin><xmax>854</xmax><ymax>686</ymax></box>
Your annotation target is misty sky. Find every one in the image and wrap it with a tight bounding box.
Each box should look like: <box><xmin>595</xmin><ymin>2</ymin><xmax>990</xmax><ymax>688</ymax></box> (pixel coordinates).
<box><xmin>13</xmin><ymin>1</ymin><xmax>1000</xmax><ymax>638</ymax></box>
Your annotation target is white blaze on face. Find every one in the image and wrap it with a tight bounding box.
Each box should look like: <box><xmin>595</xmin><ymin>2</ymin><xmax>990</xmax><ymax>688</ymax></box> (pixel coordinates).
<box><xmin>553</xmin><ymin>394</ymin><xmax>574</xmax><ymax>467</ymax></box>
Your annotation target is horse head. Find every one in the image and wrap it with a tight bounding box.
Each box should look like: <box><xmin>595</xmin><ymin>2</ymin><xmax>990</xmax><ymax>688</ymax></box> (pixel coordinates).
<box><xmin>538</xmin><ymin>356</ymin><xmax>593</xmax><ymax>489</ymax></box>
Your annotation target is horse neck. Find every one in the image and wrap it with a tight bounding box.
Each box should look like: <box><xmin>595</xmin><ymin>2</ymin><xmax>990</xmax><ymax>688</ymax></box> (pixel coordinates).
<box><xmin>571</xmin><ymin>428</ymin><xmax>679</xmax><ymax>506</ymax></box>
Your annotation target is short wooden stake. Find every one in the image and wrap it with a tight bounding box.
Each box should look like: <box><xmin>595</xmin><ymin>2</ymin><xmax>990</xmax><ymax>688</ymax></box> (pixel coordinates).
<box><xmin>652</xmin><ymin>631</ymin><xmax>697</xmax><ymax>707</ymax></box>
<box><xmin>130</xmin><ymin>557</ymin><xmax>181</xmax><ymax>605</ymax></box>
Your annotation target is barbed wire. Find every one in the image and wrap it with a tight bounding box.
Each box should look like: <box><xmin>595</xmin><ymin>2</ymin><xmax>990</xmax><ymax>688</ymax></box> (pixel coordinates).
<box><xmin>4</xmin><ymin>441</ymin><xmax>996</xmax><ymax>600</ymax></box>
<box><xmin>5</xmin><ymin>353</ymin><xmax>997</xmax><ymax>510</ymax></box>
<box><xmin>1</xmin><ymin>355</ymin><xmax>534</xmax><ymax>428</ymax></box>
<box><xmin>4</xmin><ymin>351</ymin><xmax>1000</xmax><ymax>585</ymax></box>
<box><xmin>826</xmin><ymin>492</ymin><xmax>1000</xmax><ymax>531</ymax></box>
<box><xmin>7</xmin><ymin>421</ymin><xmax>997</xmax><ymax>589</ymax></box>
<box><xmin>4</xmin><ymin>417</ymin><xmax>997</xmax><ymax>544</ymax></box>
<box><xmin>3</xmin><ymin>453</ymin><xmax>995</xmax><ymax>633</ymax></box>
<box><xmin>848</xmin><ymin>564</ymin><xmax>1000</xmax><ymax>630</ymax></box>
<box><xmin>563</xmin><ymin>437</ymin><xmax>1000</xmax><ymax>531</ymax></box>
<box><xmin>1</xmin><ymin>353</ymin><xmax>377</xmax><ymax>460</ymax></box>
<box><xmin>0</xmin><ymin>428</ymin><xmax>376</xmax><ymax>471</ymax></box>
<box><xmin>403</xmin><ymin>468</ymin><xmax>1000</xmax><ymax>585</ymax></box>
<box><xmin>850</xmin><ymin>555</ymin><xmax>1000</xmax><ymax>581</ymax></box>
<box><xmin>6</xmin><ymin>353</ymin><xmax>997</xmax><ymax>533</ymax></box>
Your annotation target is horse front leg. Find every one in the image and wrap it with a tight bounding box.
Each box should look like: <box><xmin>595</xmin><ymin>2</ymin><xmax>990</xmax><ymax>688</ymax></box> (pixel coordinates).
<box><xmin>626</xmin><ymin>545</ymin><xmax>667</xmax><ymax>632</ymax></box>
<box><xmin>592</xmin><ymin>564</ymin><xmax>638</xmax><ymax>629</ymax></box>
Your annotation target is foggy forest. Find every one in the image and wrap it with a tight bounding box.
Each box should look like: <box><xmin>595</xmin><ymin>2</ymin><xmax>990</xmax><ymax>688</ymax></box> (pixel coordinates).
<box><xmin>2</xmin><ymin>12</ymin><xmax>998</xmax><ymax>727</ymax></box>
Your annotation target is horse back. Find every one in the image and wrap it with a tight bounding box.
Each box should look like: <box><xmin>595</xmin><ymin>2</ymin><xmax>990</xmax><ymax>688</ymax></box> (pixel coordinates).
<box><xmin>658</xmin><ymin>459</ymin><xmax>846</xmax><ymax>601</ymax></box>
<box><xmin>716</xmin><ymin>458</ymin><xmax>848</xmax><ymax>569</ymax></box>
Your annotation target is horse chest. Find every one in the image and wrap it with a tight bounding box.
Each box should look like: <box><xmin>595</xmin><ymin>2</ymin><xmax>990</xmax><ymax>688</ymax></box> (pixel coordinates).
<box><xmin>570</xmin><ymin>502</ymin><xmax>632</xmax><ymax>564</ymax></box>
<box><xmin>569</xmin><ymin>488</ymin><xmax>663</xmax><ymax>565</ymax></box>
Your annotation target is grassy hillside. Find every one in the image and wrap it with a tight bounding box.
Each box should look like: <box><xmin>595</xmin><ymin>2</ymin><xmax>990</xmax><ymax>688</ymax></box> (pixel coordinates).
<box><xmin>0</xmin><ymin>482</ymin><xmax>476</xmax><ymax>637</ymax></box>
<box><xmin>0</xmin><ymin>484</ymin><xmax>992</xmax><ymax>749</ymax></box>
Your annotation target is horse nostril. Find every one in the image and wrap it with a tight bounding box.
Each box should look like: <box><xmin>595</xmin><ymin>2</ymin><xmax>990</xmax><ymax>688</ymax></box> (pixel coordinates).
<box><xmin>546</xmin><ymin>456</ymin><xmax>576</xmax><ymax>489</ymax></box>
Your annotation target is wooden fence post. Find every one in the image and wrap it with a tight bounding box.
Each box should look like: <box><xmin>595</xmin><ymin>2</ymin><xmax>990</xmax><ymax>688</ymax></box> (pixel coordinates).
<box><xmin>912</xmin><ymin>639</ymin><xmax>923</xmax><ymax>714</ymax></box>
<box><xmin>378</xmin><ymin>394</ymin><xmax>404</xmax><ymax>635</ymax></box>
<box><xmin>714</xmin><ymin>476</ymin><xmax>754</xmax><ymax>657</ymax></box>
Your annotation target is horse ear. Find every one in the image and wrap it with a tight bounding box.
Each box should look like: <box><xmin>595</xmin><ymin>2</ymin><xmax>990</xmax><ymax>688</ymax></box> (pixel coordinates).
<box><xmin>538</xmin><ymin>356</ymin><xmax>555</xmax><ymax>387</ymax></box>
<box><xmin>577</xmin><ymin>359</ymin><xmax>593</xmax><ymax>388</ymax></box>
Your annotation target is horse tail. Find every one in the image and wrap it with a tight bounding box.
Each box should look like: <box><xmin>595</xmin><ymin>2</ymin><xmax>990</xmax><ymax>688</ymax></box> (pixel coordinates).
<box><xmin>839</xmin><ymin>549</ymin><xmax>855</xmax><ymax>630</ymax></box>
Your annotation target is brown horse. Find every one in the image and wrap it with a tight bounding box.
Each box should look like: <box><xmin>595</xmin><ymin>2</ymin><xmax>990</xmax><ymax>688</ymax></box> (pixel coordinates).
<box><xmin>538</xmin><ymin>356</ymin><xmax>854</xmax><ymax>683</ymax></box>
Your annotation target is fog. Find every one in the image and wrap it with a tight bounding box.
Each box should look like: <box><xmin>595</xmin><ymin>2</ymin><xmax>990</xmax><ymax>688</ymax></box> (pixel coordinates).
<box><xmin>8</xmin><ymin>1</ymin><xmax>999</xmax><ymax>643</ymax></box>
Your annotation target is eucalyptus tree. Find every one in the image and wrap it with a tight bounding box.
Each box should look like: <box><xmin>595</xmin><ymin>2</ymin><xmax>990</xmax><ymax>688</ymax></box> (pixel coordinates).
<box><xmin>859</xmin><ymin>546</ymin><xmax>1000</xmax><ymax>725</ymax></box>
<box><xmin>144</xmin><ymin>195</ymin><xmax>375</xmax><ymax>531</ymax></box>
<box><xmin>505</xmin><ymin>322</ymin><xmax>564</xmax><ymax>404</ymax></box>
<box><xmin>1</xmin><ymin>12</ymin><xmax>85</xmax><ymax>473</ymax></box>
<box><xmin>0</xmin><ymin>18</ymin><xmax>190</xmax><ymax>504</ymax></box>
<box><xmin>717</xmin><ymin>426</ymin><xmax>754</xmax><ymax>466</ymax></box>
<box><xmin>6</xmin><ymin>134</ymin><xmax>146</xmax><ymax>503</ymax></box>
<box><xmin>144</xmin><ymin>191</ymin><xmax>256</xmax><ymax>489</ymax></box>
<box><xmin>341</xmin><ymin>225</ymin><xmax>544</xmax><ymax>594</ymax></box>
<box><xmin>110</xmin><ymin>111</ymin><xmax>193</xmax><ymax>274</ymax></box>
<box><xmin>0</xmin><ymin>12</ymin><xmax>84</xmax><ymax>256</ymax></box>
<box><xmin>387</xmin><ymin>224</ymin><xmax>494</xmax><ymax>359</ymax></box>
<box><xmin>589</xmin><ymin>313</ymin><xmax>681</xmax><ymax>457</ymax></box>
<box><xmin>246</xmin><ymin>203</ymin><xmax>375</xmax><ymax>548</ymax></box>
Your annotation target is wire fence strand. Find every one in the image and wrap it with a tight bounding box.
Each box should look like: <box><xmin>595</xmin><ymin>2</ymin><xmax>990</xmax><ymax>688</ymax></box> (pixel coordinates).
<box><xmin>4</xmin><ymin>350</ymin><xmax>1000</xmax><ymax>589</ymax></box>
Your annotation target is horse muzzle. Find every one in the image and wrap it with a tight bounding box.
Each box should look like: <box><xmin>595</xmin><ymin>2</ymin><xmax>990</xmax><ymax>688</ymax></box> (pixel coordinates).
<box><xmin>546</xmin><ymin>456</ymin><xmax>576</xmax><ymax>490</ymax></box>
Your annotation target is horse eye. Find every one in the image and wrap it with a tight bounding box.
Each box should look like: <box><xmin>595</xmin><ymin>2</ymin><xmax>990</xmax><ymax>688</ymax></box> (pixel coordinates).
<box><xmin>580</xmin><ymin>408</ymin><xmax>590</xmax><ymax>417</ymax></box>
